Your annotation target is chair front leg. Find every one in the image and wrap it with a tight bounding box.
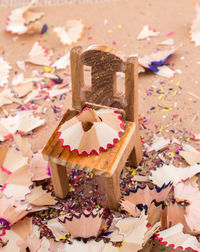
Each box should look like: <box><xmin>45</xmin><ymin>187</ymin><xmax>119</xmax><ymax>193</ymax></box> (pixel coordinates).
<box><xmin>48</xmin><ymin>160</ymin><xmax>69</xmax><ymax>199</ymax></box>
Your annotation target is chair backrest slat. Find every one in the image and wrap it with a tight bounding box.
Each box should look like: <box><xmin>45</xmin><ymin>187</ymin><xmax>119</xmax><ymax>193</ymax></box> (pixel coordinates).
<box><xmin>70</xmin><ymin>45</ymin><xmax>139</xmax><ymax>123</ymax></box>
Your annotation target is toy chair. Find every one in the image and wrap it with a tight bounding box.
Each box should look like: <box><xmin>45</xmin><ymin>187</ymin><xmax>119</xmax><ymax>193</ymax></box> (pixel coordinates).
<box><xmin>42</xmin><ymin>45</ymin><xmax>143</xmax><ymax>210</ymax></box>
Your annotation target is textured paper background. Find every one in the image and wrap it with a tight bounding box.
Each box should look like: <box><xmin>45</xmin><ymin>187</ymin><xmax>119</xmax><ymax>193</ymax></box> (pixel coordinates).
<box><xmin>0</xmin><ymin>1</ymin><xmax>200</xmax><ymax>250</ymax></box>
<box><xmin>0</xmin><ymin>0</ymin><xmax>115</xmax><ymax>7</ymax></box>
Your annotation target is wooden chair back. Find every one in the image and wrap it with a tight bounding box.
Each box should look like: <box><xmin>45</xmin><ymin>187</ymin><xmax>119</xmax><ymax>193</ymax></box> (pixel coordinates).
<box><xmin>70</xmin><ymin>45</ymin><xmax>139</xmax><ymax>123</ymax></box>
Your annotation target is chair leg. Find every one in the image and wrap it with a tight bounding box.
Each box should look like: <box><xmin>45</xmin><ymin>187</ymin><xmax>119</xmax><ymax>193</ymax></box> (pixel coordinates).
<box><xmin>49</xmin><ymin>161</ymin><xmax>69</xmax><ymax>199</ymax></box>
<box><xmin>129</xmin><ymin>130</ymin><xmax>143</xmax><ymax>167</ymax></box>
<box><xmin>161</xmin><ymin>207</ymin><xmax>167</xmax><ymax>230</ymax></box>
<box><xmin>102</xmin><ymin>172</ymin><xmax>121</xmax><ymax>211</ymax></box>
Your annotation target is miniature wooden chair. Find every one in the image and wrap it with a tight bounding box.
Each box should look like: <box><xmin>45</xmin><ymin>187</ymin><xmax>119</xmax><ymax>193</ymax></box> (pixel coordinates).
<box><xmin>42</xmin><ymin>45</ymin><xmax>143</xmax><ymax>210</ymax></box>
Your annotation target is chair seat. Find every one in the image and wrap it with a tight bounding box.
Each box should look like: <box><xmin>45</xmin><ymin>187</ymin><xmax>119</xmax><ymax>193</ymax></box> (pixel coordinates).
<box><xmin>42</xmin><ymin>109</ymin><xmax>136</xmax><ymax>177</ymax></box>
